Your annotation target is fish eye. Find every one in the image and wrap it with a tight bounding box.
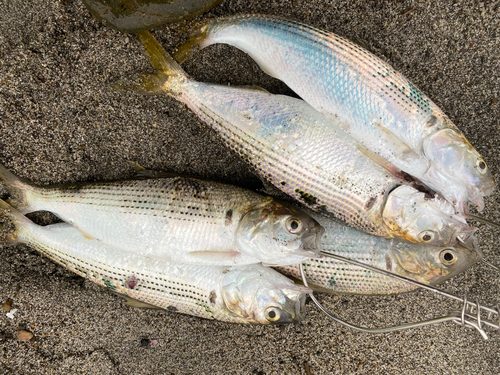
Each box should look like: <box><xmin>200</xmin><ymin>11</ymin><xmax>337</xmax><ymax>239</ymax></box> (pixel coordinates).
<box><xmin>476</xmin><ymin>158</ymin><xmax>487</xmax><ymax>174</ymax></box>
<box><xmin>265</xmin><ymin>307</ymin><xmax>281</xmax><ymax>322</ymax></box>
<box><xmin>286</xmin><ymin>217</ymin><xmax>303</xmax><ymax>234</ymax></box>
<box><xmin>418</xmin><ymin>230</ymin><xmax>435</xmax><ymax>243</ymax></box>
<box><xmin>439</xmin><ymin>249</ymin><xmax>457</xmax><ymax>266</ymax></box>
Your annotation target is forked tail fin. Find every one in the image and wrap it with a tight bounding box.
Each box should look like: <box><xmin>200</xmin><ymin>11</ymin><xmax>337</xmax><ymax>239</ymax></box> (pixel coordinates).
<box><xmin>113</xmin><ymin>31</ymin><xmax>188</xmax><ymax>96</ymax></box>
<box><xmin>0</xmin><ymin>198</ymin><xmax>31</xmax><ymax>246</ymax></box>
<box><xmin>0</xmin><ymin>164</ymin><xmax>35</xmax><ymax>213</ymax></box>
<box><xmin>173</xmin><ymin>20</ymin><xmax>212</xmax><ymax>64</ymax></box>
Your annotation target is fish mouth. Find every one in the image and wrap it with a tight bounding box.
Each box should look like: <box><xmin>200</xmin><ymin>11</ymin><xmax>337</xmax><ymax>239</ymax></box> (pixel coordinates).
<box><xmin>281</xmin><ymin>286</ymin><xmax>310</xmax><ymax>323</ymax></box>
<box><xmin>455</xmin><ymin>231</ymin><xmax>482</xmax><ymax>259</ymax></box>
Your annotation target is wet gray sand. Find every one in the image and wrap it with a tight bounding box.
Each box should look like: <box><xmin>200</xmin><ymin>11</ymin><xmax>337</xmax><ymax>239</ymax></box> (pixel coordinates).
<box><xmin>0</xmin><ymin>0</ymin><xmax>499</xmax><ymax>374</ymax></box>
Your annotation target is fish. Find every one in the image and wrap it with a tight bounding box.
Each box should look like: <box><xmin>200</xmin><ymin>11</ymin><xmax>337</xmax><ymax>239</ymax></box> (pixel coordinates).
<box><xmin>275</xmin><ymin>210</ymin><xmax>480</xmax><ymax>295</ymax></box>
<box><xmin>127</xmin><ymin>30</ymin><xmax>475</xmax><ymax>247</ymax></box>
<box><xmin>175</xmin><ymin>15</ymin><xmax>496</xmax><ymax>214</ymax></box>
<box><xmin>0</xmin><ymin>199</ymin><xmax>309</xmax><ymax>324</ymax></box>
<box><xmin>0</xmin><ymin>164</ymin><xmax>323</xmax><ymax>267</ymax></box>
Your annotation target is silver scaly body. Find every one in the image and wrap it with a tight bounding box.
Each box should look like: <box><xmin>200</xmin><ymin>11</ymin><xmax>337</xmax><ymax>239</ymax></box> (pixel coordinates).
<box><xmin>1</xmin><ymin>200</ymin><xmax>308</xmax><ymax>324</ymax></box>
<box><xmin>1</xmin><ymin>168</ymin><xmax>322</xmax><ymax>266</ymax></box>
<box><xmin>182</xmin><ymin>15</ymin><xmax>495</xmax><ymax>213</ymax></box>
<box><xmin>133</xmin><ymin>31</ymin><xmax>474</xmax><ymax>246</ymax></box>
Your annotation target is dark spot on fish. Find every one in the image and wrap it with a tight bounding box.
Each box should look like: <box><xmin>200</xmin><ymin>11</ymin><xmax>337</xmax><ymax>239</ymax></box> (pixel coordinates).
<box><xmin>426</xmin><ymin>115</ymin><xmax>438</xmax><ymax>128</ymax></box>
<box><xmin>328</xmin><ymin>275</ymin><xmax>336</xmax><ymax>286</ymax></box>
<box><xmin>385</xmin><ymin>255</ymin><xmax>392</xmax><ymax>271</ymax></box>
<box><xmin>172</xmin><ymin>177</ymin><xmax>209</xmax><ymax>199</ymax></box>
<box><xmin>59</xmin><ymin>183</ymin><xmax>85</xmax><ymax>195</ymax></box>
<box><xmin>401</xmin><ymin>172</ymin><xmax>416</xmax><ymax>183</ymax></box>
<box><xmin>294</xmin><ymin>188</ymin><xmax>318</xmax><ymax>205</ymax></box>
<box><xmin>365</xmin><ymin>196</ymin><xmax>376</xmax><ymax>210</ymax></box>
<box><xmin>209</xmin><ymin>291</ymin><xmax>217</xmax><ymax>306</ymax></box>
<box><xmin>225</xmin><ymin>209</ymin><xmax>233</xmax><ymax>226</ymax></box>
<box><xmin>167</xmin><ymin>305</ymin><xmax>178</xmax><ymax>312</ymax></box>
<box><xmin>315</xmin><ymin>205</ymin><xmax>332</xmax><ymax>216</ymax></box>
<box><xmin>414</xmin><ymin>183</ymin><xmax>436</xmax><ymax>199</ymax></box>
<box><xmin>125</xmin><ymin>275</ymin><xmax>138</xmax><ymax>289</ymax></box>
<box><xmin>103</xmin><ymin>279</ymin><xmax>117</xmax><ymax>290</ymax></box>
<box><xmin>280</xmin><ymin>181</ymin><xmax>286</xmax><ymax>186</ymax></box>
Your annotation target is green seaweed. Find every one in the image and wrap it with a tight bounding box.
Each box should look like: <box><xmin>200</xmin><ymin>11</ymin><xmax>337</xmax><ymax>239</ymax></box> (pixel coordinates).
<box><xmin>82</xmin><ymin>0</ymin><xmax>224</xmax><ymax>32</ymax></box>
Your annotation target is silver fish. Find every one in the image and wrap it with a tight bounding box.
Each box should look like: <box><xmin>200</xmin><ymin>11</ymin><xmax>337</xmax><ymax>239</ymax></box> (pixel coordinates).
<box><xmin>0</xmin><ymin>165</ymin><xmax>323</xmax><ymax>266</ymax></box>
<box><xmin>275</xmin><ymin>210</ymin><xmax>480</xmax><ymax>295</ymax></box>
<box><xmin>0</xmin><ymin>199</ymin><xmax>309</xmax><ymax>324</ymax></box>
<box><xmin>176</xmin><ymin>15</ymin><xmax>495</xmax><ymax>214</ymax></box>
<box><xmin>129</xmin><ymin>31</ymin><xmax>474</xmax><ymax>247</ymax></box>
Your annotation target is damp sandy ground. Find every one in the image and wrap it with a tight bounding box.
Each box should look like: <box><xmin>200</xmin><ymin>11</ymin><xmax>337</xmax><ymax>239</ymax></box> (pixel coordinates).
<box><xmin>0</xmin><ymin>0</ymin><xmax>499</xmax><ymax>374</ymax></box>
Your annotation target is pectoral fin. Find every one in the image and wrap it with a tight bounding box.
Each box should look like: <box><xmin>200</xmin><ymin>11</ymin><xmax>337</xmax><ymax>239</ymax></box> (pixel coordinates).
<box><xmin>371</xmin><ymin>122</ymin><xmax>421</xmax><ymax>162</ymax></box>
<box><xmin>74</xmin><ymin>226</ymin><xmax>97</xmax><ymax>240</ymax></box>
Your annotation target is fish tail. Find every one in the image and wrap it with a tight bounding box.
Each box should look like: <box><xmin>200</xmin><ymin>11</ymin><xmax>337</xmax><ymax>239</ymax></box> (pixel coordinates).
<box><xmin>173</xmin><ymin>20</ymin><xmax>212</xmax><ymax>64</ymax></box>
<box><xmin>113</xmin><ymin>31</ymin><xmax>188</xmax><ymax>96</ymax></box>
<box><xmin>0</xmin><ymin>164</ymin><xmax>35</xmax><ymax>213</ymax></box>
<box><xmin>137</xmin><ymin>31</ymin><xmax>185</xmax><ymax>78</ymax></box>
<box><xmin>0</xmin><ymin>198</ymin><xmax>30</xmax><ymax>245</ymax></box>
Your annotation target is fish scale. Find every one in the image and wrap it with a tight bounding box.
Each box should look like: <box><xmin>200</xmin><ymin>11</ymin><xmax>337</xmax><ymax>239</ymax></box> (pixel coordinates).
<box><xmin>182</xmin><ymin>87</ymin><xmax>393</xmax><ymax>235</ymax></box>
<box><xmin>22</xmin><ymin>225</ymin><xmax>223</xmax><ymax>320</ymax></box>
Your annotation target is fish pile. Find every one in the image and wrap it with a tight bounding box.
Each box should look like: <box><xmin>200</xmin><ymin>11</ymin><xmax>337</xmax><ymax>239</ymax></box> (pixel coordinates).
<box><xmin>2</xmin><ymin>15</ymin><xmax>496</xmax><ymax>330</ymax></box>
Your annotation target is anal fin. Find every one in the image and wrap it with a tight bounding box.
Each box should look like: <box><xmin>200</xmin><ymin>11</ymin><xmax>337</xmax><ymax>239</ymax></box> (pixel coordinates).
<box><xmin>111</xmin><ymin>73</ymin><xmax>167</xmax><ymax>95</ymax></box>
<box><xmin>123</xmin><ymin>295</ymin><xmax>162</xmax><ymax>309</ymax></box>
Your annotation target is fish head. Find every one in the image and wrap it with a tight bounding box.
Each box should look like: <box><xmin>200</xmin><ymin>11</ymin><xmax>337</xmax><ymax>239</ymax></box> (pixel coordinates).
<box><xmin>424</xmin><ymin>128</ymin><xmax>496</xmax><ymax>211</ymax></box>
<box><xmin>220</xmin><ymin>265</ymin><xmax>309</xmax><ymax>324</ymax></box>
<box><xmin>388</xmin><ymin>237</ymin><xmax>480</xmax><ymax>285</ymax></box>
<box><xmin>383</xmin><ymin>185</ymin><xmax>476</xmax><ymax>246</ymax></box>
<box><xmin>236</xmin><ymin>199</ymin><xmax>324</xmax><ymax>266</ymax></box>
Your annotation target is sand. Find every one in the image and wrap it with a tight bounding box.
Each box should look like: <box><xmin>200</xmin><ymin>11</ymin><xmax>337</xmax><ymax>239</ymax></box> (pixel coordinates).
<box><xmin>0</xmin><ymin>0</ymin><xmax>499</xmax><ymax>374</ymax></box>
